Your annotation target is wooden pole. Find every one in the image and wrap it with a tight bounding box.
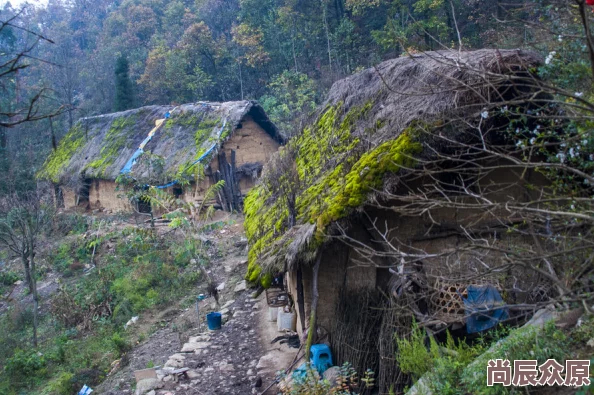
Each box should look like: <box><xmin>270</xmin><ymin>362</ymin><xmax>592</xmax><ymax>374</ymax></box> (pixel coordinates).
<box><xmin>305</xmin><ymin>252</ymin><xmax>322</xmax><ymax>362</ymax></box>
<box><xmin>296</xmin><ymin>266</ymin><xmax>306</xmax><ymax>333</ymax></box>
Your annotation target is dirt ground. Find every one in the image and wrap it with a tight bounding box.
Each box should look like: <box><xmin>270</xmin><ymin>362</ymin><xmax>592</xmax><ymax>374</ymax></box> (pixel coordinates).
<box><xmin>93</xmin><ymin>216</ymin><xmax>300</xmax><ymax>395</ymax></box>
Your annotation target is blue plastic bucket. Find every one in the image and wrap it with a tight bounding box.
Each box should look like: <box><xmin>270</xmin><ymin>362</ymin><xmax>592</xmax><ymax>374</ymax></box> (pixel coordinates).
<box><xmin>206</xmin><ymin>312</ymin><xmax>222</xmax><ymax>330</ymax></box>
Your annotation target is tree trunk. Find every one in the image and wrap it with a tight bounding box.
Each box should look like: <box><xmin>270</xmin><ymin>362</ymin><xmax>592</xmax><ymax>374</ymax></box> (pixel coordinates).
<box><xmin>305</xmin><ymin>252</ymin><xmax>322</xmax><ymax>361</ymax></box>
<box><xmin>28</xmin><ymin>237</ymin><xmax>39</xmax><ymax>348</ymax></box>
<box><xmin>49</xmin><ymin>117</ymin><xmax>57</xmax><ymax>151</ymax></box>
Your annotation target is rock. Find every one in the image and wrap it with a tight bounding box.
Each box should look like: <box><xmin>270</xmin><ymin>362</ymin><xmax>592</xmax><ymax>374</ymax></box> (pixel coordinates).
<box><xmin>234</xmin><ymin>281</ymin><xmax>247</xmax><ymax>293</ymax></box>
<box><xmin>180</xmin><ymin>342</ymin><xmax>211</xmax><ymax>352</ymax></box>
<box><xmin>219</xmin><ymin>308</ymin><xmax>230</xmax><ymax>315</ymax></box>
<box><xmin>164</xmin><ymin>354</ymin><xmax>186</xmax><ymax>368</ymax></box>
<box><xmin>125</xmin><ymin>316</ymin><xmax>139</xmax><ymax>330</ymax></box>
<box><xmin>188</xmin><ymin>335</ymin><xmax>210</xmax><ymax>343</ymax></box>
<box><xmin>147</xmin><ymin>391</ymin><xmax>155</xmax><ymax>395</ymax></box>
<box><xmin>252</xmin><ymin>303</ymin><xmax>260</xmax><ymax>310</ymax></box>
<box><xmin>14</xmin><ymin>280</ymin><xmax>23</xmax><ymax>286</ymax></box>
<box><xmin>222</xmin><ymin>300</ymin><xmax>235</xmax><ymax>309</ymax></box>
<box><xmin>524</xmin><ymin>308</ymin><xmax>557</xmax><ymax>328</ymax></box>
<box><xmin>407</xmin><ymin>375</ymin><xmax>432</xmax><ymax>395</ymax></box>
<box><xmin>219</xmin><ymin>362</ymin><xmax>235</xmax><ymax>372</ymax></box>
<box><xmin>587</xmin><ymin>338</ymin><xmax>594</xmax><ymax>348</ymax></box>
<box><xmin>134</xmin><ymin>368</ymin><xmax>157</xmax><ymax>383</ymax></box>
<box><xmin>186</xmin><ymin>370</ymin><xmax>200</xmax><ymax>379</ymax></box>
<box><xmin>323</xmin><ymin>367</ymin><xmax>341</xmax><ymax>385</ymax></box>
<box><xmin>204</xmin><ymin>367</ymin><xmax>214</xmax><ymax>373</ymax></box>
<box><xmin>256</xmin><ymin>354</ymin><xmax>277</xmax><ymax>373</ymax></box>
<box><xmin>135</xmin><ymin>378</ymin><xmax>162</xmax><ymax>395</ymax></box>
<box><xmin>216</xmin><ymin>282</ymin><xmax>225</xmax><ymax>291</ymax></box>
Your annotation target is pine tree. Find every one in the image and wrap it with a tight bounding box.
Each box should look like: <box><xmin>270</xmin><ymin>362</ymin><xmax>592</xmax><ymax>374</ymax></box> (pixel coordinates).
<box><xmin>114</xmin><ymin>55</ymin><xmax>135</xmax><ymax>111</ymax></box>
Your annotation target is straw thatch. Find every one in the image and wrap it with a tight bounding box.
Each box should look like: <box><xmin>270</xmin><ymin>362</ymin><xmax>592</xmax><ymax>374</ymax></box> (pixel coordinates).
<box><xmin>38</xmin><ymin>101</ymin><xmax>282</xmax><ymax>187</ymax></box>
<box><xmin>324</xmin><ymin>49</ymin><xmax>541</xmax><ymax>143</ymax></box>
<box><xmin>245</xmin><ymin>49</ymin><xmax>543</xmax><ymax>279</ymax></box>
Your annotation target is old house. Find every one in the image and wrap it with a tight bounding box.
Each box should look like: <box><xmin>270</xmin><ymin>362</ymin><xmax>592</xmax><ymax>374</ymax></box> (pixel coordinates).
<box><xmin>38</xmin><ymin>101</ymin><xmax>283</xmax><ymax>213</ymax></box>
<box><xmin>244</xmin><ymin>49</ymin><xmax>558</xmax><ymax>392</ymax></box>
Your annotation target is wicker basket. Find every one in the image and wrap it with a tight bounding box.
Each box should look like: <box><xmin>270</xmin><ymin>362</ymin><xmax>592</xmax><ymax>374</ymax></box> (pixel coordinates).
<box><xmin>266</xmin><ymin>287</ymin><xmax>289</xmax><ymax>308</ymax></box>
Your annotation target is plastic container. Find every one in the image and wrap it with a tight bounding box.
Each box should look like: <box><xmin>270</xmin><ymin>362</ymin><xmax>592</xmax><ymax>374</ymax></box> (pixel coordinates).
<box><xmin>277</xmin><ymin>310</ymin><xmax>296</xmax><ymax>331</ymax></box>
<box><xmin>206</xmin><ymin>312</ymin><xmax>222</xmax><ymax>330</ymax></box>
<box><xmin>310</xmin><ymin>344</ymin><xmax>333</xmax><ymax>374</ymax></box>
<box><xmin>268</xmin><ymin>307</ymin><xmax>278</xmax><ymax>322</ymax></box>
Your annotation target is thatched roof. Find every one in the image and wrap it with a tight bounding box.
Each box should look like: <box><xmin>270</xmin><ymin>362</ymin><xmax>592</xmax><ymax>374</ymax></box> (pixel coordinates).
<box><xmin>244</xmin><ymin>49</ymin><xmax>543</xmax><ymax>283</ymax></box>
<box><xmin>38</xmin><ymin>101</ymin><xmax>282</xmax><ymax>185</ymax></box>
<box><xmin>324</xmin><ymin>48</ymin><xmax>542</xmax><ymax>145</ymax></box>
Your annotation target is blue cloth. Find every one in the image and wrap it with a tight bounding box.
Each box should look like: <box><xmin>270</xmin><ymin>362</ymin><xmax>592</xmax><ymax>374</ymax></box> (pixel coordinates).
<box><xmin>120</xmin><ymin>148</ymin><xmax>144</xmax><ymax>174</ymax></box>
<box><xmin>462</xmin><ymin>285</ymin><xmax>508</xmax><ymax>334</ymax></box>
<box><xmin>119</xmin><ymin>114</ymin><xmax>227</xmax><ymax>189</ymax></box>
<box><xmin>78</xmin><ymin>385</ymin><xmax>93</xmax><ymax>395</ymax></box>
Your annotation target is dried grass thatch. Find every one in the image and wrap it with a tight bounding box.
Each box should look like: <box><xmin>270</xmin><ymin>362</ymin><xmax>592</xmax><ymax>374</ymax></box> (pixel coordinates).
<box><xmin>246</xmin><ymin>49</ymin><xmax>543</xmax><ymax>278</ymax></box>
<box><xmin>324</xmin><ymin>49</ymin><xmax>542</xmax><ymax>146</ymax></box>
<box><xmin>38</xmin><ymin>101</ymin><xmax>281</xmax><ymax>186</ymax></box>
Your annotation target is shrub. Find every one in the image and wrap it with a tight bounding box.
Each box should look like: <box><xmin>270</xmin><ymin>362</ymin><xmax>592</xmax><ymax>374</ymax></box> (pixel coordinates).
<box><xmin>459</xmin><ymin>323</ymin><xmax>569</xmax><ymax>395</ymax></box>
<box><xmin>54</xmin><ymin>213</ymin><xmax>89</xmax><ymax>235</ymax></box>
<box><xmin>0</xmin><ymin>270</ymin><xmax>20</xmax><ymax>286</ymax></box>
<box><xmin>4</xmin><ymin>349</ymin><xmax>47</xmax><ymax>386</ymax></box>
<box><xmin>44</xmin><ymin>372</ymin><xmax>74</xmax><ymax>395</ymax></box>
<box><xmin>7</xmin><ymin>305</ymin><xmax>34</xmax><ymax>332</ymax></box>
<box><xmin>111</xmin><ymin>332</ymin><xmax>132</xmax><ymax>356</ymax></box>
<box><xmin>396</xmin><ymin>322</ymin><xmax>440</xmax><ymax>380</ymax></box>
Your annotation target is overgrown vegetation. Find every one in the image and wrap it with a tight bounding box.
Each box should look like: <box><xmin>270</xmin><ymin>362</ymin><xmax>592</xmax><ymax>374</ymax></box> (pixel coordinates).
<box><xmin>245</xmin><ymin>102</ymin><xmax>421</xmax><ymax>284</ymax></box>
<box><xmin>395</xmin><ymin>320</ymin><xmax>589</xmax><ymax>395</ymax></box>
<box><xmin>0</xmin><ymin>213</ymin><xmax>216</xmax><ymax>394</ymax></box>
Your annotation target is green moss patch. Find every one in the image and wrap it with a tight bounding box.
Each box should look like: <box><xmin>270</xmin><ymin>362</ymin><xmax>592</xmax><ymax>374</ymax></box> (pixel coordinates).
<box><xmin>86</xmin><ymin>116</ymin><xmax>136</xmax><ymax>177</ymax></box>
<box><xmin>37</xmin><ymin>124</ymin><xmax>86</xmax><ymax>183</ymax></box>
<box><xmin>244</xmin><ymin>102</ymin><xmax>423</xmax><ymax>285</ymax></box>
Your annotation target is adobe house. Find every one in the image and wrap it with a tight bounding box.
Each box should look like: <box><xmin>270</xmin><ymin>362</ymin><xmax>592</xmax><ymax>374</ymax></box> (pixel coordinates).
<box><xmin>244</xmin><ymin>50</ymin><xmax>556</xmax><ymax>392</ymax></box>
<box><xmin>38</xmin><ymin>101</ymin><xmax>283</xmax><ymax>213</ymax></box>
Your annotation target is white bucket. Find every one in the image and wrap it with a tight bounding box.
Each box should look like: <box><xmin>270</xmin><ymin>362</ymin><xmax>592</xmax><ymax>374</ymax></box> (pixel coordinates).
<box><xmin>277</xmin><ymin>310</ymin><xmax>296</xmax><ymax>332</ymax></box>
<box><xmin>268</xmin><ymin>307</ymin><xmax>278</xmax><ymax>322</ymax></box>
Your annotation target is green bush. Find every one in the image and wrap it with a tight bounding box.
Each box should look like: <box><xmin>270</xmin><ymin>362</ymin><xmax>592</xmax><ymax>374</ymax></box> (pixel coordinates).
<box><xmin>44</xmin><ymin>372</ymin><xmax>74</xmax><ymax>395</ymax></box>
<box><xmin>459</xmin><ymin>323</ymin><xmax>569</xmax><ymax>395</ymax></box>
<box><xmin>54</xmin><ymin>213</ymin><xmax>89</xmax><ymax>235</ymax></box>
<box><xmin>396</xmin><ymin>322</ymin><xmax>440</xmax><ymax>380</ymax></box>
<box><xmin>111</xmin><ymin>332</ymin><xmax>132</xmax><ymax>356</ymax></box>
<box><xmin>0</xmin><ymin>271</ymin><xmax>20</xmax><ymax>286</ymax></box>
<box><xmin>4</xmin><ymin>349</ymin><xmax>47</xmax><ymax>386</ymax></box>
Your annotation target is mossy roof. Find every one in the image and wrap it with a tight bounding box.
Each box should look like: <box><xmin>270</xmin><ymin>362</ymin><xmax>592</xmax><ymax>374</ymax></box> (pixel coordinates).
<box><xmin>37</xmin><ymin>101</ymin><xmax>282</xmax><ymax>185</ymax></box>
<box><xmin>244</xmin><ymin>49</ymin><xmax>543</xmax><ymax>284</ymax></box>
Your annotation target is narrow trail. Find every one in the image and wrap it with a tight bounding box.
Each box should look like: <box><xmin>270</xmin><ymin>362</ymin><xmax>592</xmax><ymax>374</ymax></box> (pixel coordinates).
<box><xmin>98</xmin><ymin>217</ymin><xmax>297</xmax><ymax>395</ymax></box>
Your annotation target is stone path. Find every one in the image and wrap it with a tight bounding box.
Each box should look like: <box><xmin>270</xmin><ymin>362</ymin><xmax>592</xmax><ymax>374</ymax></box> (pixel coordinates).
<box><xmin>133</xmin><ymin>291</ymin><xmax>275</xmax><ymax>395</ymax></box>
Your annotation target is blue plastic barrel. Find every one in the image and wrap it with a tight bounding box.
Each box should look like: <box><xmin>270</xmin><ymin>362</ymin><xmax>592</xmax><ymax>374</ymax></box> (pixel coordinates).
<box><xmin>206</xmin><ymin>312</ymin><xmax>222</xmax><ymax>330</ymax></box>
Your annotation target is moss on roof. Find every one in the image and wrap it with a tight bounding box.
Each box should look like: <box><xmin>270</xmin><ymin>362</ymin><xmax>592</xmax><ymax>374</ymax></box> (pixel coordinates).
<box><xmin>37</xmin><ymin>101</ymin><xmax>282</xmax><ymax>186</ymax></box>
<box><xmin>244</xmin><ymin>49</ymin><xmax>543</xmax><ymax>285</ymax></box>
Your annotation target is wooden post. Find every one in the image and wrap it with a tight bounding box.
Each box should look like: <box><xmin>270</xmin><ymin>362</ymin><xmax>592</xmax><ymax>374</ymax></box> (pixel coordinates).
<box><xmin>305</xmin><ymin>252</ymin><xmax>322</xmax><ymax>362</ymax></box>
<box><xmin>230</xmin><ymin>150</ymin><xmax>241</xmax><ymax>210</ymax></box>
<box><xmin>296</xmin><ymin>266</ymin><xmax>306</xmax><ymax>333</ymax></box>
<box><xmin>218</xmin><ymin>152</ymin><xmax>233</xmax><ymax>212</ymax></box>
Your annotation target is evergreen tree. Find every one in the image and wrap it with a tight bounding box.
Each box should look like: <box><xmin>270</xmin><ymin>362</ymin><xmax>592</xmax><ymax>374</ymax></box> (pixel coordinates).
<box><xmin>114</xmin><ymin>55</ymin><xmax>135</xmax><ymax>111</ymax></box>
